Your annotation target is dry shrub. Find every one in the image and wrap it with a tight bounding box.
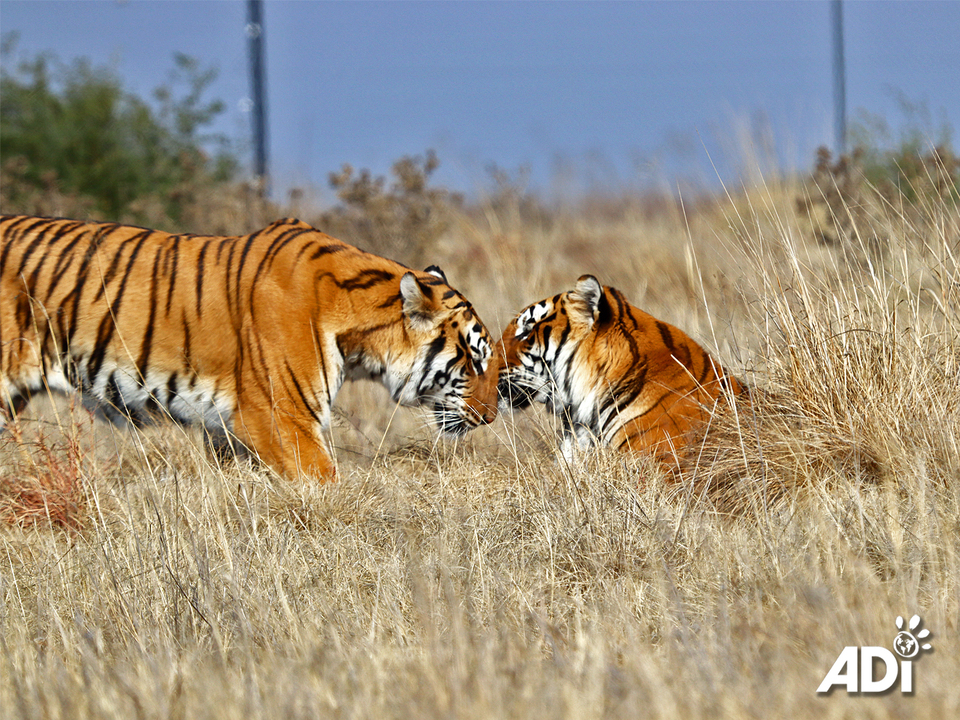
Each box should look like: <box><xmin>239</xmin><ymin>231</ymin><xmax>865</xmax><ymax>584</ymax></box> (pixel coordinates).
<box><xmin>0</xmin><ymin>427</ymin><xmax>88</xmax><ymax>534</ymax></box>
<box><xmin>797</xmin><ymin>144</ymin><xmax>959</xmax><ymax>259</ymax></box>
<box><xmin>313</xmin><ymin>150</ymin><xmax>462</xmax><ymax>268</ymax></box>
<box><xmin>121</xmin><ymin>179</ymin><xmax>280</xmax><ymax>237</ymax></box>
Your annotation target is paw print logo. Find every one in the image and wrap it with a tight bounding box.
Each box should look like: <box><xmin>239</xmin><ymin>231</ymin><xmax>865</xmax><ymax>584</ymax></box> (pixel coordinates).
<box><xmin>893</xmin><ymin>615</ymin><xmax>932</xmax><ymax>659</ymax></box>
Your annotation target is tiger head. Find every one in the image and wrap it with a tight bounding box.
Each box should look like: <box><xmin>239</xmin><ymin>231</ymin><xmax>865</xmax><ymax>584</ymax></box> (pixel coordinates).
<box><xmin>497</xmin><ymin>275</ymin><xmax>610</xmax><ymax>415</ymax></box>
<box><xmin>499</xmin><ymin>275</ymin><xmax>743</xmax><ymax>465</ymax></box>
<box><xmin>391</xmin><ymin>266</ymin><xmax>499</xmax><ymax>435</ymax></box>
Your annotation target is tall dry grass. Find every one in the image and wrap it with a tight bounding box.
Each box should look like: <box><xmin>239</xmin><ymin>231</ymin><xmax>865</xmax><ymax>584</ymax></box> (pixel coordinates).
<box><xmin>1</xmin><ymin>163</ymin><xmax>959</xmax><ymax>718</ymax></box>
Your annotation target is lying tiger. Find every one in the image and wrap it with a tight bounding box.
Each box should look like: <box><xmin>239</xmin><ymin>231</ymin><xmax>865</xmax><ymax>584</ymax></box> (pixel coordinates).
<box><xmin>498</xmin><ymin>275</ymin><xmax>744</xmax><ymax>470</ymax></box>
<box><xmin>0</xmin><ymin>215</ymin><xmax>499</xmax><ymax>481</ymax></box>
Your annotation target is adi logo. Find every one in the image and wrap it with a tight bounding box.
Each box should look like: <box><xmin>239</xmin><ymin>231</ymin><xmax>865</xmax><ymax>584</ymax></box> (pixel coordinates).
<box><xmin>818</xmin><ymin>615</ymin><xmax>933</xmax><ymax>694</ymax></box>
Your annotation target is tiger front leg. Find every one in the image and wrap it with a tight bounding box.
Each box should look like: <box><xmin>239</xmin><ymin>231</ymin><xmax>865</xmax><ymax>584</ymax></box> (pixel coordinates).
<box><xmin>232</xmin><ymin>395</ymin><xmax>337</xmax><ymax>482</ymax></box>
<box><xmin>558</xmin><ymin>417</ymin><xmax>596</xmax><ymax>464</ymax></box>
<box><xmin>232</xmin><ymin>319</ymin><xmax>340</xmax><ymax>482</ymax></box>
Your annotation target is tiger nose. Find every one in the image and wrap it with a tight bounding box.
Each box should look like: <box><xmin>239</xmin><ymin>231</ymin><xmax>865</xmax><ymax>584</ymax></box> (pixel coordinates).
<box><xmin>471</xmin><ymin>403</ymin><xmax>496</xmax><ymax>425</ymax></box>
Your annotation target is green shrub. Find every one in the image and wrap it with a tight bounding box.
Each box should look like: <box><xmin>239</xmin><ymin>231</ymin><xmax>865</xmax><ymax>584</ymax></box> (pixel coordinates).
<box><xmin>0</xmin><ymin>36</ymin><xmax>237</xmax><ymax>224</ymax></box>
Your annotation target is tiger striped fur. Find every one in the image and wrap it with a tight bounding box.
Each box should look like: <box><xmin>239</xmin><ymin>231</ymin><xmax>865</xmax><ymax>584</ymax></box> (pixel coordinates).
<box><xmin>0</xmin><ymin>215</ymin><xmax>498</xmax><ymax>481</ymax></box>
<box><xmin>498</xmin><ymin>275</ymin><xmax>743</xmax><ymax>469</ymax></box>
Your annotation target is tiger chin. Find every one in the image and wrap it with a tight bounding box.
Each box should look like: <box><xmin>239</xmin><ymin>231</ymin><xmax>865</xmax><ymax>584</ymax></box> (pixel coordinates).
<box><xmin>0</xmin><ymin>215</ymin><xmax>499</xmax><ymax>482</ymax></box>
<box><xmin>498</xmin><ymin>275</ymin><xmax>744</xmax><ymax>472</ymax></box>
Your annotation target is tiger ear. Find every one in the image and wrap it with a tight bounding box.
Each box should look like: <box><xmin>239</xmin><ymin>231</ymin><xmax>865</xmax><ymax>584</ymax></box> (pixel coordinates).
<box><xmin>424</xmin><ymin>265</ymin><xmax>448</xmax><ymax>283</ymax></box>
<box><xmin>400</xmin><ymin>272</ymin><xmax>441</xmax><ymax>330</ymax></box>
<box><xmin>568</xmin><ymin>275</ymin><xmax>604</xmax><ymax>326</ymax></box>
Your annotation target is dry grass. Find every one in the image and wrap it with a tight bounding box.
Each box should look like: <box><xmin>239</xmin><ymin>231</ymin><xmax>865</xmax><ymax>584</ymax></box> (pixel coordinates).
<box><xmin>2</xmin><ymin>168</ymin><xmax>959</xmax><ymax>718</ymax></box>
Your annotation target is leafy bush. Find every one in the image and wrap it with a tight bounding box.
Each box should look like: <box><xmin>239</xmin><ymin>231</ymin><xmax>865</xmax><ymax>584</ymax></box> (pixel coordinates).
<box><xmin>850</xmin><ymin>97</ymin><xmax>959</xmax><ymax>203</ymax></box>
<box><xmin>0</xmin><ymin>36</ymin><xmax>237</xmax><ymax>224</ymax></box>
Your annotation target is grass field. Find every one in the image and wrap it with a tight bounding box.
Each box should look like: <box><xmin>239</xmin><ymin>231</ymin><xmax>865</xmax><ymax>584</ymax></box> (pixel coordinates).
<box><xmin>2</xmin><ymin>168</ymin><xmax>959</xmax><ymax>718</ymax></box>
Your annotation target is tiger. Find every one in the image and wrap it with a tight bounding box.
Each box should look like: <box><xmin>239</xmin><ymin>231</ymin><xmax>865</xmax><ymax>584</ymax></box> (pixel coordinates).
<box><xmin>0</xmin><ymin>214</ymin><xmax>499</xmax><ymax>481</ymax></box>
<box><xmin>498</xmin><ymin>275</ymin><xmax>744</xmax><ymax>470</ymax></box>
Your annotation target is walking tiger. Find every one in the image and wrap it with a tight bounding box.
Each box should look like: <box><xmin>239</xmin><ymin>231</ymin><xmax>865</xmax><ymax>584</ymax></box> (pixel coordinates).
<box><xmin>0</xmin><ymin>215</ymin><xmax>499</xmax><ymax>481</ymax></box>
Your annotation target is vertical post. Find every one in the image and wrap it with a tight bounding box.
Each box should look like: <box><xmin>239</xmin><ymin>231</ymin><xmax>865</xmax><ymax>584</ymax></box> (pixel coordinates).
<box><xmin>247</xmin><ymin>0</ymin><xmax>268</xmax><ymax>193</ymax></box>
<box><xmin>831</xmin><ymin>0</ymin><xmax>847</xmax><ymax>156</ymax></box>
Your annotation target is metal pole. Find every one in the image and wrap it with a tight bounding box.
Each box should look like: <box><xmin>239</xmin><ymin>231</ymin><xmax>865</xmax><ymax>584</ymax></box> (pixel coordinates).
<box><xmin>247</xmin><ymin>0</ymin><xmax>268</xmax><ymax>191</ymax></box>
<box><xmin>831</xmin><ymin>0</ymin><xmax>847</xmax><ymax>155</ymax></box>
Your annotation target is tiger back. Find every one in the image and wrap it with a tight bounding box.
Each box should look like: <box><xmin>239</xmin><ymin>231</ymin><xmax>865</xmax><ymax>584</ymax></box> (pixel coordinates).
<box><xmin>498</xmin><ymin>275</ymin><xmax>743</xmax><ymax>470</ymax></box>
<box><xmin>0</xmin><ymin>215</ymin><xmax>499</xmax><ymax>481</ymax></box>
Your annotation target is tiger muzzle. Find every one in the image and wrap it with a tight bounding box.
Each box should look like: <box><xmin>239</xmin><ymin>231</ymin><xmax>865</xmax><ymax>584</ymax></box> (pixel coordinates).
<box><xmin>498</xmin><ymin>375</ymin><xmax>535</xmax><ymax>410</ymax></box>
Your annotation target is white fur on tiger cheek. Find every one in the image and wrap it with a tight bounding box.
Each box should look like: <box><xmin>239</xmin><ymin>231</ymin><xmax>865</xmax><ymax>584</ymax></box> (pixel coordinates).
<box><xmin>554</xmin><ymin>348</ymin><xmax>590</xmax><ymax>419</ymax></box>
<box><xmin>560</xmin><ymin>435</ymin><xmax>580</xmax><ymax>463</ymax></box>
<box><xmin>515</xmin><ymin>302</ymin><xmax>550</xmax><ymax>337</ymax></box>
<box><xmin>528</xmin><ymin>338</ymin><xmax>600</xmax><ymax>434</ymax></box>
<box><xmin>466</xmin><ymin>324</ymin><xmax>491</xmax><ymax>373</ymax></box>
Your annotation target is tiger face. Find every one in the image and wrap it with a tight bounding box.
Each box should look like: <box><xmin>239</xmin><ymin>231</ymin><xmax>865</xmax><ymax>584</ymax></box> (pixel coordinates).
<box><xmin>498</xmin><ymin>276</ymin><xmax>602</xmax><ymax>417</ymax></box>
<box><xmin>391</xmin><ymin>267</ymin><xmax>498</xmax><ymax>435</ymax></box>
<box><xmin>499</xmin><ymin>275</ymin><xmax>743</xmax><ymax>468</ymax></box>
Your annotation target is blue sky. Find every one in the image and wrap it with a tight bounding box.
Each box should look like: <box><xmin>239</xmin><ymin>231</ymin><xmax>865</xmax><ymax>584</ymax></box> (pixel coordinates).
<box><xmin>2</xmin><ymin>0</ymin><xmax>959</xmax><ymax>200</ymax></box>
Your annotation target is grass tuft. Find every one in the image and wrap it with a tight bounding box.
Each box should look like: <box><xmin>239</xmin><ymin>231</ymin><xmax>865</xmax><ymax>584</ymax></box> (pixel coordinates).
<box><xmin>0</xmin><ymin>425</ymin><xmax>89</xmax><ymax>535</ymax></box>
